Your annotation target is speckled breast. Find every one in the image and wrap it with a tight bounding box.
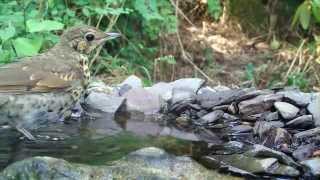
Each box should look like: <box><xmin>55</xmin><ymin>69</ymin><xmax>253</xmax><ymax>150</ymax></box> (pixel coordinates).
<box><xmin>0</xmin><ymin>91</ymin><xmax>77</xmax><ymax>130</ymax></box>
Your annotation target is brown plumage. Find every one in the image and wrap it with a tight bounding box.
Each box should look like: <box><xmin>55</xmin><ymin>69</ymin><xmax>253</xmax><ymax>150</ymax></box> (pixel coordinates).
<box><xmin>0</xmin><ymin>25</ymin><xmax>120</xmax><ymax>140</ymax></box>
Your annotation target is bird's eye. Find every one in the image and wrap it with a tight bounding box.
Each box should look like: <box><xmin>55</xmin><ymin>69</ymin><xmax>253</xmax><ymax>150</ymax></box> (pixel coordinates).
<box><xmin>85</xmin><ymin>32</ymin><xmax>95</xmax><ymax>41</ymax></box>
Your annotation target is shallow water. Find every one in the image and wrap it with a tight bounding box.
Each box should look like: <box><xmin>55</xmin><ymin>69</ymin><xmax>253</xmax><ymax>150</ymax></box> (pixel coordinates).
<box><xmin>0</xmin><ymin>113</ymin><xmax>198</xmax><ymax>170</ymax></box>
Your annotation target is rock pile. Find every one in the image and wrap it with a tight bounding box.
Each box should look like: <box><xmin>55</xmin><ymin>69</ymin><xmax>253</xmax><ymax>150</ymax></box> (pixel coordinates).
<box><xmin>82</xmin><ymin>76</ymin><xmax>320</xmax><ymax>178</ymax></box>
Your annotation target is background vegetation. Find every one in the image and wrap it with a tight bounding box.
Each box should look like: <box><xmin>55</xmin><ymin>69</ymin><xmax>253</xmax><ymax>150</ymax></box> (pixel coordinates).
<box><xmin>0</xmin><ymin>0</ymin><xmax>319</xmax><ymax>90</ymax></box>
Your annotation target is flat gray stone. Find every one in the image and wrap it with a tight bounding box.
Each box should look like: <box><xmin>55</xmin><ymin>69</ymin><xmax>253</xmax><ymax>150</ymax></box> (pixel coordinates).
<box><xmin>286</xmin><ymin>115</ymin><xmax>314</xmax><ymax>128</ymax></box>
<box><xmin>238</xmin><ymin>94</ymin><xmax>283</xmax><ymax>116</ymax></box>
<box><xmin>198</xmin><ymin>89</ymin><xmax>247</xmax><ymax>109</ymax></box>
<box><xmin>230</xmin><ymin>125</ymin><xmax>253</xmax><ymax>133</ymax></box>
<box><xmin>120</xmin><ymin>75</ymin><xmax>143</xmax><ymax>88</ymax></box>
<box><xmin>277</xmin><ymin>90</ymin><xmax>312</xmax><ymax>107</ymax></box>
<box><xmin>82</xmin><ymin>91</ymin><xmax>125</xmax><ymax>117</ymax></box>
<box><xmin>264</xmin><ymin>112</ymin><xmax>279</xmax><ymax>121</ymax></box>
<box><xmin>307</xmin><ymin>95</ymin><xmax>320</xmax><ymax>126</ymax></box>
<box><xmin>123</xmin><ymin>88</ymin><xmax>161</xmax><ymax>115</ymax></box>
<box><xmin>237</xmin><ymin>89</ymin><xmax>274</xmax><ymax>102</ymax></box>
<box><xmin>199</xmin><ymin>110</ymin><xmax>224</xmax><ymax>124</ymax></box>
<box><xmin>274</xmin><ymin>102</ymin><xmax>299</xmax><ymax>120</ymax></box>
<box><xmin>146</xmin><ymin>82</ymin><xmax>173</xmax><ymax>101</ymax></box>
<box><xmin>170</xmin><ymin>78</ymin><xmax>205</xmax><ymax>93</ymax></box>
<box><xmin>294</xmin><ymin>127</ymin><xmax>320</xmax><ymax>139</ymax></box>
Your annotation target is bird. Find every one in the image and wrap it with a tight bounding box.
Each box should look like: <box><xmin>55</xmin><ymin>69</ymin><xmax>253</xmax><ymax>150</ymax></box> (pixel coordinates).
<box><xmin>0</xmin><ymin>25</ymin><xmax>120</xmax><ymax>140</ymax></box>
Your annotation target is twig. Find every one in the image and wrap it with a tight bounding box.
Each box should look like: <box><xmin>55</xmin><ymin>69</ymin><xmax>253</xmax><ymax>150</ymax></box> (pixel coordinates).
<box><xmin>172</xmin><ymin>0</ymin><xmax>214</xmax><ymax>83</ymax></box>
<box><xmin>169</xmin><ymin>0</ymin><xmax>195</xmax><ymax>27</ymax></box>
<box><xmin>285</xmin><ymin>40</ymin><xmax>306</xmax><ymax>79</ymax></box>
<box><xmin>89</xmin><ymin>1</ymin><xmax>125</xmax><ymax>68</ymax></box>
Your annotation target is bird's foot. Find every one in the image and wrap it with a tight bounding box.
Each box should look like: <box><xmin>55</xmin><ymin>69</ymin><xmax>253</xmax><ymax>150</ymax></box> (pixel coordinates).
<box><xmin>16</xmin><ymin>126</ymin><xmax>36</xmax><ymax>140</ymax></box>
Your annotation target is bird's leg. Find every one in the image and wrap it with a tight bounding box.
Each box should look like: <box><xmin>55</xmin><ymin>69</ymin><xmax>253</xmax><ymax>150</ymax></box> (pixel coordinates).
<box><xmin>16</xmin><ymin>126</ymin><xmax>36</xmax><ymax>140</ymax></box>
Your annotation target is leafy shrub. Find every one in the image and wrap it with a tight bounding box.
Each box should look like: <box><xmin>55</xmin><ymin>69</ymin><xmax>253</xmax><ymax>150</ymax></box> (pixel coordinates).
<box><xmin>0</xmin><ymin>0</ymin><xmax>177</xmax><ymax>84</ymax></box>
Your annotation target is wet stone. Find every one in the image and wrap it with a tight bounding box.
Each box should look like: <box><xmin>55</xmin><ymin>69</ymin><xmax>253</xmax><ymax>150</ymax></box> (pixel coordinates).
<box><xmin>286</xmin><ymin>115</ymin><xmax>314</xmax><ymax>129</ymax></box>
<box><xmin>238</xmin><ymin>94</ymin><xmax>283</xmax><ymax>116</ymax></box>
<box><xmin>301</xmin><ymin>158</ymin><xmax>320</xmax><ymax>176</ymax></box>
<box><xmin>230</xmin><ymin>125</ymin><xmax>253</xmax><ymax>133</ymax></box>
<box><xmin>246</xmin><ymin>144</ymin><xmax>300</xmax><ymax>168</ymax></box>
<box><xmin>262</xmin><ymin>128</ymin><xmax>292</xmax><ymax>149</ymax></box>
<box><xmin>307</xmin><ymin>95</ymin><xmax>320</xmax><ymax>126</ymax></box>
<box><xmin>201</xmin><ymin>155</ymin><xmax>257</xmax><ymax>177</ymax></box>
<box><xmin>199</xmin><ymin>110</ymin><xmax>224</xmax><ymax>124</ymax></box>
<box><xmin>227</xmin><ymin>103</ymin><xmax>238</xmax><ymax>114</ymax></box>
<box><xmin>0</xmin><ymin>147</ymin><xmax>235</xmax><ymax>180</ymax></box>
<box><xmin>208</xmin><ymin>154</ymin><xmax>299</xmax><ymax>177</ymax></box>
<box><xmin>209</xmin><ymin>141</ymin><xmax>246</xmax><ymax>155</ymax></box>
<box><xmin>253</xmin><ymin>121</ymin><xmax>284</xmax><ymax>137</ymax></box>
<box><xmin>293</xmin><ymin>144</ymin><xmax>315</xmax><ymax>161</ymax></box>
<box><xmin>274</xmin><ymin>102</ymin><xmax>299</xmax><ymax>120</ymax></box>
<box><xmin>222</xmin><ymin>113</ymin><xmax>239</xmax><ymax>121</ymax></box>
<box><xmin>211</xmin><ymin>105</ymin><xmax>229</xmax><ymax>111</ymax></box>
<box><xmin>264</xmin><ymin>112</ymin><xmax>279</xmax><ymax>121</ymax></box>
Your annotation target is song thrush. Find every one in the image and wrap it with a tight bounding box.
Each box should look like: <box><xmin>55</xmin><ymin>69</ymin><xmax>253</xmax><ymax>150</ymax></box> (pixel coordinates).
<box><xmin>0</xmin><ymin>25</ymin><xmax>120</xmax><ymax>140</ymax></box>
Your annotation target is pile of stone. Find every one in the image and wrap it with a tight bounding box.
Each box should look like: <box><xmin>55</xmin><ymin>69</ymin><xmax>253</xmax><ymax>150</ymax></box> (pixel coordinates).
<box><xmin>82</xmin><ymin>76</ymin><xmax>320</xmax><ymax>178</ymax></box>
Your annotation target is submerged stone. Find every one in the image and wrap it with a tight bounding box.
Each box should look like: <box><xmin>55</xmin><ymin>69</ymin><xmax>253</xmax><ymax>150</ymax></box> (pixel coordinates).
<box><xmin>0</xmin><ymin>147</ymin><xmax>238</xmax><ymax>180</ymax></box>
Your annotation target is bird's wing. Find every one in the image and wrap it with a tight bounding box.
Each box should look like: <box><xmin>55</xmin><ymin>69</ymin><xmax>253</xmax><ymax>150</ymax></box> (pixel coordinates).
<box><xmin>0</xmin><ymin>58</ymin><xmax>83</xmax><ymax>93</ymax></box>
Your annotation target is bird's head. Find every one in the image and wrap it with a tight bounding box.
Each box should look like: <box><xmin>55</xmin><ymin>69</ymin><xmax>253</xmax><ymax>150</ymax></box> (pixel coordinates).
<box><xmin>60</xmin><ymin>25</ymin><xmax>120</xmax><ymax>54</ymax></box>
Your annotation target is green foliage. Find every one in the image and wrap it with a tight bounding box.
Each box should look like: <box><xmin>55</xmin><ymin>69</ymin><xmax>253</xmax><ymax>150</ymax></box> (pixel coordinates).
<box><xmin>245</xmin><ymin>63</ymin><xmax>255</xmax><ymax>82</ymax></box>
<box><xmin>287</xmin><ymin>72</ymin><xmax>309</xmax><ymax>89</ymax></box>
<box><xmin>292</xmin><ymin>0</ymin><xmax>320</xmax><ymax>30</ymax></box>
<box><xmin>0</xmin><ymin>0</ymin><xmax>177</xmax><ymax>83</ymax></box>
<box><xmin>208</xmin><ymin>0</ymin><xmax>222</xmax><ymax>20</ymax></box>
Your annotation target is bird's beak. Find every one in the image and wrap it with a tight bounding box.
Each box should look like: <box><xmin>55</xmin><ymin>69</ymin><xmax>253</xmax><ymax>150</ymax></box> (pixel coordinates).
<box><xmin>105</xmin><ymin>32</ymin><xmax>121</xmax><ymax>40</ymax></box>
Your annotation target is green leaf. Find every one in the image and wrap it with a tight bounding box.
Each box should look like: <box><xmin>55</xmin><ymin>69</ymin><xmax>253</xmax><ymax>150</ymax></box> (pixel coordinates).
<box><xmin>0</xmin><ymin>48</ymin><xmax>12</xmax><ymax>64</ymax></box>
<box><xmin>0</xmin><ymin>23</ymin><xmax>16</xmax><ymax>42</ymax></box>
<box><xmin>134</xmin><ymin>0</ymin><xmax>163</xmax><ymax>20</ymax></box>
<box><xmin>312</xmin><ymin>1</ymin><xmax>320</xmax><ymax>22</ymax></box>
<box><xmin>82</xmin><ymin>7</ymin><xmax>90</xmax><ymax>17</ymax></box>
<box><xmin>245</xmin><ymin>63</ymin><xmax>255</xmax><ymax>81</ymax></box>
<box><xmin>13</xmin><ymin>37</ymin><xmax>43</xmax><ymax>57</ymax></box>
<box><xmin>26</xmin><ymin>19</ymin><xmax>64</xmax><ymax>33</ymax></box>
<box><xmin>313</xmin><ymin>0</ymin><xmax>320</xmax><ymax>6</ymax></box>
<box><xmin>299</xmin><ymin>2</ymin><xmax>311</xmax><ymax>30</ymax></box>
<box><xmin>208</xmin><ymin>0</ymin><xmax>222</xmax><ymax>20</ymax></box>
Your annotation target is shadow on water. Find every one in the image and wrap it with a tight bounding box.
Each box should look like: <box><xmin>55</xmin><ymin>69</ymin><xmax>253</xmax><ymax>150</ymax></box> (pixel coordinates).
<box><xmin>0</xmin><ymin>112</ymin><xmax>203</xmax><ymax>170</ymax></box>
